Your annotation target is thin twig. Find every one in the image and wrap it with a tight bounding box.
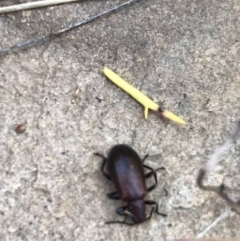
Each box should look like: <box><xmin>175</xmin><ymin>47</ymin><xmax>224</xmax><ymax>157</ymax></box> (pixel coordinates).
<box><xmin>196</xmin><ymin>209</ymin><xmax>231</xmax><ymax>238</ymax></box>
<box><xmin>196</xmin><ymin>120</ymin><xmax>240</xmax><ymax>236</ymax></box>
<box><xmin>205</xmin><ymin>120</ymin><xmax>240</xmax><ymax>172</ymax></box>
<box><xmin>0</xmin><ymin>0</ymin><xmax>140</xmax><ymax>57</ymax></box>
<box><xmin>0</xmin><ymin>0</ymin><xmax>82</xmax><ymax>14</ymax></box>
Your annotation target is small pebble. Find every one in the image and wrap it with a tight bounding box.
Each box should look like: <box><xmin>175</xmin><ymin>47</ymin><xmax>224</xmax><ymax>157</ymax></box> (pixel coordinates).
<box><xmin>15</xmin><ymin>124</ymin><xmax>26</xmax><ymax>133</ymax></box>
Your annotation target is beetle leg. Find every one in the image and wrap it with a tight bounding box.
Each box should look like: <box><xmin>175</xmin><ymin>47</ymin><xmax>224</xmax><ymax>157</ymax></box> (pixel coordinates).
<box><xmin>144</xmin><ymin>165</ymin><xmax>167</xmax><ymax>195</ymax></box>
<box><xmin>142</xmin><ymin>153</ymin><xmax>166</xmax><ymax>179</ymax></box>
<box><xmin>145</xmin><ymin>200</ymin><xmax>167</xmax><ymax>217</ymax></box>
<box><xmin>146</xmin><ymin>207</ymin><xmax>154</xmax><ymax>220</ymax></box>
<box><xmin>142</xmin><ymin>154</ymin><xmax>155</xmax><ymax>178</ymax></box>
<box><xmin>143</xmin><ymin>154</ymin><xmax>165</xmax><ymax>180</ymax></box>
<box><xmin>145</xmin><ymin>166</ymin><xmax>165</xmax><ymax>179</ymax></box>
<box><xmin>143</xmin><ymin>164</ymin><xmax>159</xmax><ymax>192</ymax></box>
<box><xmin>107</xmin><ymin>191</ymin><xmax>120</xmax><ymax>200</ymax></box>
<box><xmin>105</xmin><ymin>206</ymin><xmax>135</xmax><ymax>226</ymax></box>
<box><xmin>142</xmin><ymin>154</ymin><xmax>149</xmax><ymax>162</ymax></box>
<box><xmin>94</xmin><ymin>152</ymin><xmax>112</xmax><ymax>180</ymax></box>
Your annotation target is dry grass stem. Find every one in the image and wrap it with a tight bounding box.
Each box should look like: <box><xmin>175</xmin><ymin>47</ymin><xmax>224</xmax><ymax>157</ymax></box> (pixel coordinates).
<box><xmin>0</xmin><ymin>0</ymin><xmax>82</xmax><ymax>14</ymax></box>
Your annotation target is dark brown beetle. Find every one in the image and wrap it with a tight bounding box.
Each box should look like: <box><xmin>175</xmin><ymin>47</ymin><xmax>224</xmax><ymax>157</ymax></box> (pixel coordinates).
<box><xmin>95</xmin><ymin>144</ymin><xmax>167</xmax><ymax>225</ymax></box>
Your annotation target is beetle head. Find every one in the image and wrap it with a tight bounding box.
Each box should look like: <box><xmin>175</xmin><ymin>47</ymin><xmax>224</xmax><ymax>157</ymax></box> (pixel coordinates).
<box><xmin>128</xmin><ymin>199</ymin><xmax>146</xmax><ymax>223</ymax></box>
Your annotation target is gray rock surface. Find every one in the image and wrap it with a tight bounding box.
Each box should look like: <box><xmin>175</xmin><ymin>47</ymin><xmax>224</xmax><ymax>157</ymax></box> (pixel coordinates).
<box><xmin>0</xmin><ymin>0</ymin><xmax>240</xmax><ymax>240</ymax></box>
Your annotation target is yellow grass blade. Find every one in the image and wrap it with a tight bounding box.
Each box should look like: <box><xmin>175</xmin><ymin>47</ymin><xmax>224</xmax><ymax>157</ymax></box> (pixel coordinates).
<box><xmin>162</xmin><ymin>110</ymin><xmax>186</xmax><ymax>125</ymax></box>
<box><xmin>103</xmin><ymin>67</ymin><xmax>158</xmax><ymax>119</ymax></box>
<box><xmin>103</xmin><ymin>67</ymin><xmax>186</xmax><ymax>125</ymax></box>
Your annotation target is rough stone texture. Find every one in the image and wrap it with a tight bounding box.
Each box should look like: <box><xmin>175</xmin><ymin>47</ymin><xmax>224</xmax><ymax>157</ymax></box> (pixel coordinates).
<box><xmin>0</xmin><ymin>0</ymin><xmax>240</xmax><ymax>240</ymax></box>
